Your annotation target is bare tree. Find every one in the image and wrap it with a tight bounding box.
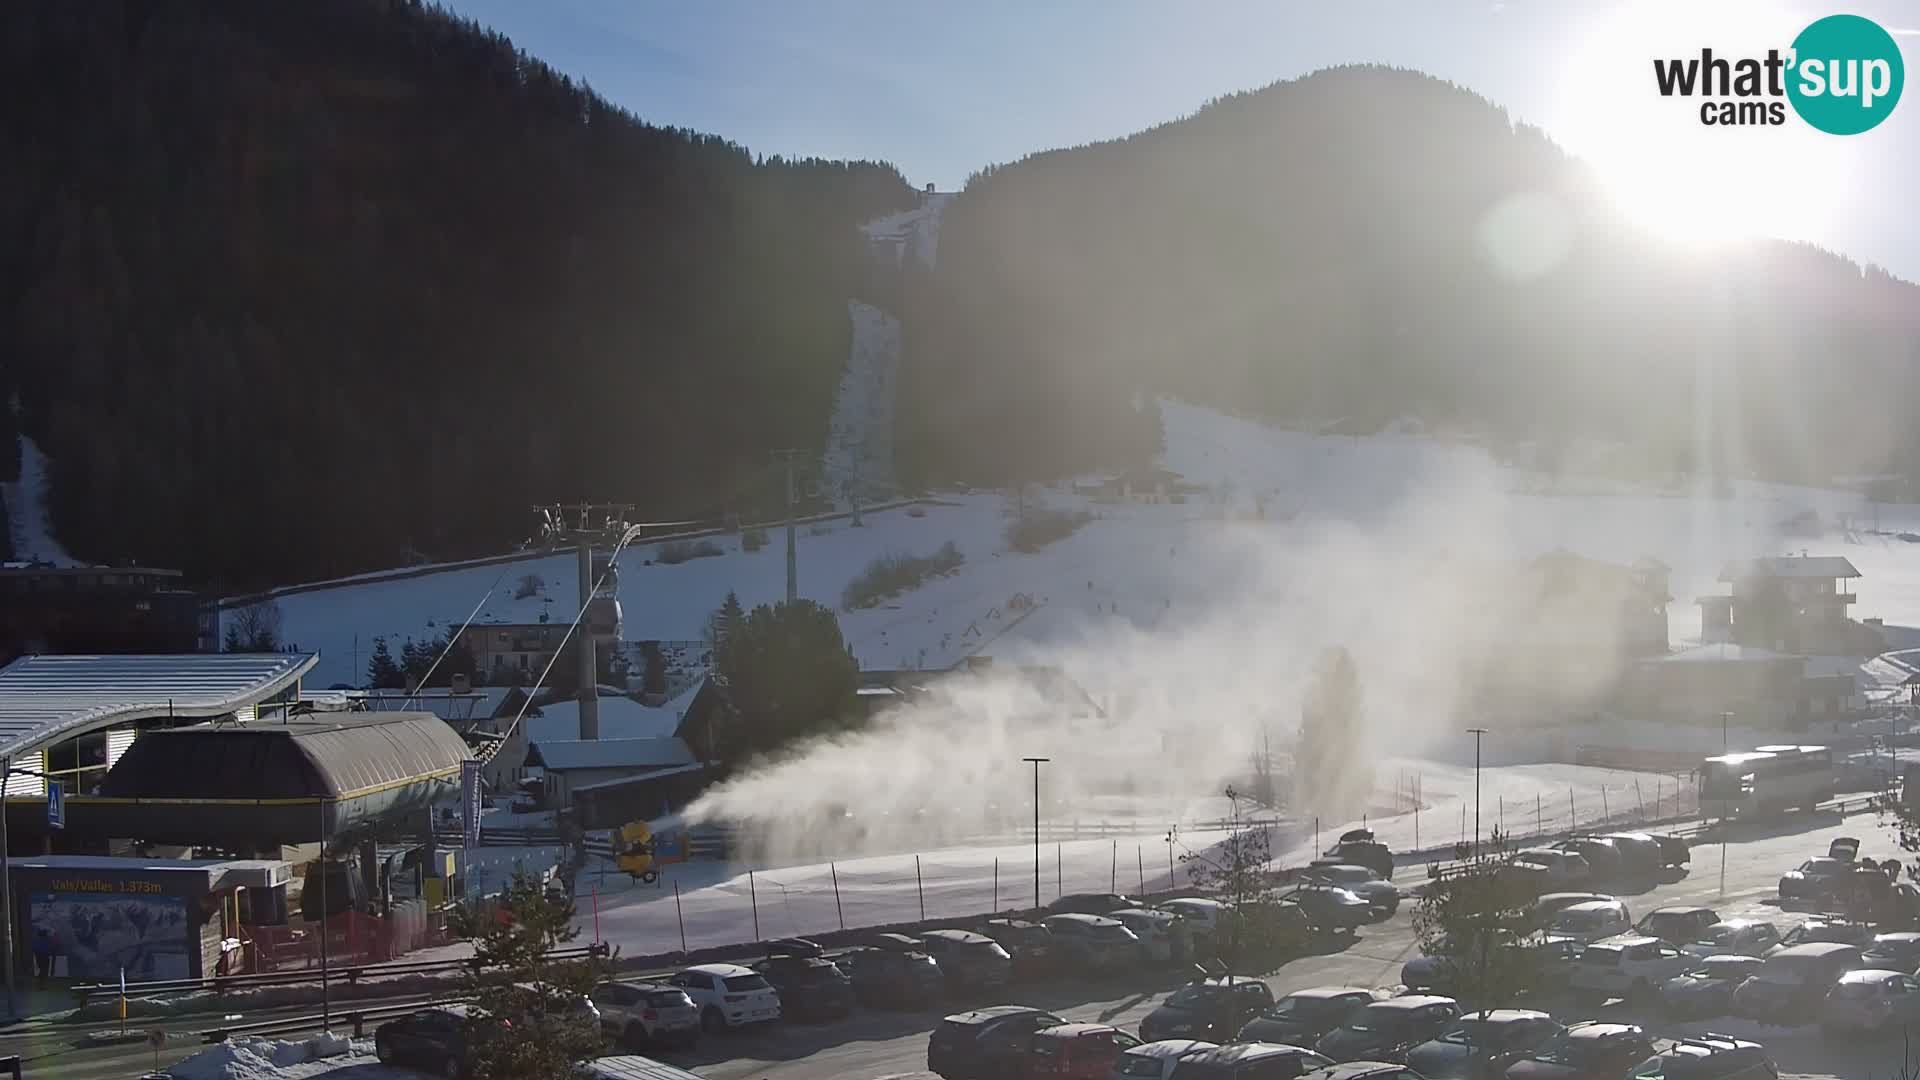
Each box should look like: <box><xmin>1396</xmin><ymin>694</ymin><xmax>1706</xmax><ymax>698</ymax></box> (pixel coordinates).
<box><xmin>223</xmin><ymin>599</ymin><xmax>284</xmax><ymax>652</ymax></box>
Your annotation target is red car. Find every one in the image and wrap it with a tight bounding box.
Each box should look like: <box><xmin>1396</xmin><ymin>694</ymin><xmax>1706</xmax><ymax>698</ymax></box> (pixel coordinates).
<box><xmin>1024</xmin><ymin>1022</ymin><xmax>1143</xmax><ymax>1078</ymax></box>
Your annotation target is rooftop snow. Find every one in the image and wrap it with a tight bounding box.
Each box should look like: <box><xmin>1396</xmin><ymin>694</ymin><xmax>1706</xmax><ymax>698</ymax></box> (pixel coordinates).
<box><xmin>526</xmin><ymin>736</ymin><xmax>696</xmax><ymax>772</ymax></box>
<box><xmin>0</xmin><ymin>652</ymin><xmax>317</xmax><ymax>764</ymax></box>
<box><xmin>1655</xmin><ymin>643</ymin><xmax>1798</xmax><ymax>664</ymax></box>
<box><xmin>1719</xmin><ymin>556</ymin><xmax>1860</xmax><ymax>581</ymax></box>
<box><xmin>523</xmin><ymin>690</ymin><xmax>693</xmax><ymax>744</ymax></box>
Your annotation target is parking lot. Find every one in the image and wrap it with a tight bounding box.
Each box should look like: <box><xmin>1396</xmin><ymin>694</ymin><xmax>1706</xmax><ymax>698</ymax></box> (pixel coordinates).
<box><xmin>646</xmin><ymin>807</ymin><xmax>1907</xmax><ymax>1080</ymax></box>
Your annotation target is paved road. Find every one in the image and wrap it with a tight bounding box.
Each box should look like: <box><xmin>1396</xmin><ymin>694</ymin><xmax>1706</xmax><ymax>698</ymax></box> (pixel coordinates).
<box><xmin>0</xmin><ymin>809</ymin><xmax>1896</xmax><ymax>1079</ymax></box>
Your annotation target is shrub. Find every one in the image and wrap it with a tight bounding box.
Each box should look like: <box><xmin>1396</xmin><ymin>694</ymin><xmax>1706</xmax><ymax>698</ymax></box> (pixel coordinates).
<box><xmin>1005</xmin><ymin>509</ymin><xmax>1093</xmax><ymax>553</ymax></box>
<box><xmin>655</xmin><ymin>539</ymin><xmax>725</xmax><ymax>565</ymax></box>
<box><xmin>842</xmin><ymin>541</ymin><xmax>964</xmax><ymax>610</ymax></box>
<box><xmin>741</xmin><ymin>527</ymin><xmax>768</xmax><ymax>552</ymax></box>
<box><xmin>513</xmin><ymin>573</ymin><xmax>545</xmax><ymax>600</ymax></box>
<box><xmin>808</xmin><ymin>522</ymin><xmax>834</xmax><ymax>536</ymax></box>
<box><xmin>906</xmin><ymin>505</ymin><xmax>928</xmax><ymax>518</ymax></box>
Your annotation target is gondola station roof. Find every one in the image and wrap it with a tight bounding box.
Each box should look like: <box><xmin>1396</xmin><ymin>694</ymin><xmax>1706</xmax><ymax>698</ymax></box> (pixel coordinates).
<box><xmin>0</xmin><ymin>652</ymin><xmax>316</xmax><ymax>762</ymax></box>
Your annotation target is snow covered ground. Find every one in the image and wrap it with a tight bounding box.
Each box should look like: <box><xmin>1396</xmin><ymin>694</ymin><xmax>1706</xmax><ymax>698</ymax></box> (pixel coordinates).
<box><xmin>3</xmin><ymin>432</ymin><xmax>78</xmax><ymax>565</ymax></box>
<box><xmin>819</xmin><ymin>300</ymin><xmax>903</xmax><ymax>506</ymax></box>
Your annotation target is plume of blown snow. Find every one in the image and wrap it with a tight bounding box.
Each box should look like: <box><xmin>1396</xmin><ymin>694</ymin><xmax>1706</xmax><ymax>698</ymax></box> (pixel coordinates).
<box><xmin>687</xmin><ymin>449</ymin><xmax>1641</xmax><ymax>863</ymax></box>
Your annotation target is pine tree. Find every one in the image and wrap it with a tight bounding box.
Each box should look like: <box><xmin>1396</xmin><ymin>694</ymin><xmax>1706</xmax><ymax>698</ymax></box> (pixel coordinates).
<box><xmin>713</xmin><ymin>598</ymin><xmax>857</xmax><ymax>765</ymax></box>
<box><xmin>707</xmin><ymin>591</ymin><xmax>745</xmax><ymax>671</ymax></box>
<box><xmin>639</xmin><ymin>641</ymin><xmax>668</xmax><ymax>698</ymax></box>
<box><xmin>367</xmin><ymin>637</ymin><xmax>404</xmax><ymax>689</ymax></box>
<box><xmin>450</xmin><ymin>869</ymin><xmax>609</xmax><ymax>1079</ymax></box>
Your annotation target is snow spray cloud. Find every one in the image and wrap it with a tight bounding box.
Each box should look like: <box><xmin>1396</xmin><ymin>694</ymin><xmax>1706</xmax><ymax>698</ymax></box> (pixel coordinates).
<box><xmin>686</xmin><ymin>454</ymin><xmax>1658</xmax><ymax>863</ymax></box>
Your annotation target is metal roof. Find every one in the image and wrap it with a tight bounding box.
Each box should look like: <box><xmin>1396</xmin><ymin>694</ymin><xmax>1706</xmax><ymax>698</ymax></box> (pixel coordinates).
<box><xmin>0</xmin><ymin>652</ymin><xmax>317</xmax><ymax>761</ymax></box>
<box><xmin>1719</xmin><ymin>556</ymin><xmax>1860</xmax><ymax>581</ymax></box>
<box><xmin>100</xmin><ymin>711</ymin><xmax>470</xmax><ymax>800</ymax></box>
<box><xmin>525</xmin><ymin>736</ymin><xmax>696</xmax><ymax>772</ymax></box>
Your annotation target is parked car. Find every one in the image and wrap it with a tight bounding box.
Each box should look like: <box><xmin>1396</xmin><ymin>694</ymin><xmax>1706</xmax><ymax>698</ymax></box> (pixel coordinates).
<box><xmin>1160</xmin><ymin>898</ymin><xmax>1230</xmax><ymax>954</ymax></box>
<box><xmin>1779</xmin><ymin>857</ymin><xmax>1850</xmax><ymax>900</ymax></box>
<box><xmin>1165</xmin><ymin>1042</ymin><xmax>1333</xmax><ymax>1078</ymax></box>
<box><xmin>1653</xmin><ymin>834</ymin><xmax>1691</xmax><ymax>868</ymax></box>
<box><xmin>1403</xmin><ymin>1009</ymin><xmax>1561</xmax><ymax>1080</ymax></box>
<box><xmin>1400</xmin><ymin>954</ymin><xmax>1457</xmax><ymax>994</ymax></box>
<box><xmin>1302</xmin><ymin>862</ymin><xmax>1402</xmax><ymax>917</ymax></box>
<box><xmin>1283</xmin><ymin>883</ymin><xmax>1372</xmax><ymax>933</ymax></box>
<box><xmin>1314</xmin><ymin>995</ymin><xmax>1461</xmax><ymax>1063</ymax></box>
<box><xmin>1139</xmin><ymin>976</ymin><xmax>1275</xmax><ymax>1043</ymax></box>
<box><xmin>1624</xmin><ymin>1034</ymin><xmax>1774</xmax><ymax>1080</ymax></box>
<box><xmin>842</xmin><ymin>945</ymin><xmax>945</xmax><ymax>1008</ymax></box>
<box><xmin>748</xmin><ymin>953</ymin><xmax>855</xmax><ymax>1021</ymax></box>
<box><xmin>1545</xmin><ymin>900</ymin><xmax>1632</xmax><ymax>946</ymax></box>
<box><xmin>1636</xmin><ymin>906</ymin><xmax>1720</xmax><ymax>947</ymax></box>
<box><xmin>920</xmin><ymin>929</ymin><xmax>1014</xmax><ymax>992</ymax></box>
<box><xmin>1770</xmin><ymin>914</ymin><xmax>1874</xmax><ymax>954</ymax></box>
<box><xmin>1862</xmin><ymin>931</ymin><xmax>1920</xmax><ymax>970</ymax></box>
<box><xmin>590</xmin><ymin>981</ymin><xmax>701</xmax><ymax>1049</ymax></box>
<box><xmin>1237</xmin><ymin>986</ymin><xmax>1379</xmax><ymax>1047</ymax></box>
<box><xmin>1822</xmin><ymin>968</ymin><xmax>1920</xmax><ymax>1036</ymax></box>
<box><xmin>1568</xmin><ymin>935</ymin><xmax>1692</xmax><ymax>1003</ymax></box>
<box><xmin>1111</xmin><ymin>908</ymin><xmax>1189</xmax><ymax>965</ymax></box>
<box><xmin>1502</xmin><ymin>1021</ymin><xmax>1654</xmax><ymax>1080</ymax></box>
<box><xmin>1508</xmin><ymin>849</ymin><xmax>1591</xmax><ymax>890</ymax></box>
<box><xmin>1660</xmin><ymin>954</ymin><xmax>1766</xmax><ymax>1018</ymax></box>
<box><xmin>1297</xmin><ymin>1066</ymin><xmax>1424</xmax><ymax>1080</ymax></box>
<box><xmin>1111</xmin><ymin>1039</ymin><xmax>1219</xmax><ymax>1080</ymax></box>
<box><xmin>1025</xmin><ymin>1023</ymin><xmax>1143</xmax><ymax>1079</ymax></box>
<box><xmin>1731</xmin><ymin>942</ymin><xmax>1865</xmax><ymax>1023</ymax></box>
<box><xmin>983</xmin><ymin>918</ymin><xmax>1058</xmax><ymax>979</ymax></box>
<box><xmin>1550</xmin><ymin>838</ymin><xmax>1624</xmax><ymax>881</ymax></box>
<box><xmin>1322</xmin><ymin>831</ymin><xmax>1394</xmax><ymax>880</ymax></box>
<box><xmin>374</xmin><ymin>1005</ymin><xmax>486</xmax><ymax>1078</ymax></box>
<box><xmin>1599</xmin><ymin>833</ymin><xmax>1663</xmax><ymax>876</ymax></box>
<box><xmin>1831</xmin><ymin>836</ymin><xmax>1861</xmax><ymax>862</ymax></box>
<box><xmin>580</xmin><ymin>1055</ymin><xmax>707</xmax><ymax>1080</ymax></box>
<box><xmin>1527</xmin><ymin>892</ymin><xmax>1612</xmax><ymax>931</ymax></box>
<box><xmin>1050</xmin><ymin>892</ymin><xmax>1141</xmax><ymax>915</ymax></box>
<box><xmin>1044</xmin><ymin>913</ymin><xmax>1142</xmax><ymax>973</ymax></box>
<box><xmin>1113</xmin><ymin>1037</ymin><xmax>1213</xmax><ymax>1076</ymax></box>
<box><xmin>1681</xmin><ymin>919</ymin><xmax>1781</xmax><ymax>959</ymax></box>
<box><xmin>667</xmin><ymin>963</ymin><xmax>781</xmax><ymax>1033</ymax></box>
<box><xmin>928</xmin><ymin>1005</ymin><xmax>1067</xmax><ymax>1080</ymax></box>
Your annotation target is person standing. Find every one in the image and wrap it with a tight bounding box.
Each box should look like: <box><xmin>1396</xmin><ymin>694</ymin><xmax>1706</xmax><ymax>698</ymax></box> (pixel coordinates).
<box><xmin>30</xmin><ymin>928</ymin><xmax>52</xmax><ymax>989</ymax></box>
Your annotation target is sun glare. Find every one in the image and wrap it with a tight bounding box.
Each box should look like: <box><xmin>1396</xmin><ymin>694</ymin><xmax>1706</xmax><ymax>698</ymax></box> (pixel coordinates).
<box><xmin>1553</xmin><ymin>1</ymin><xmax>1850</xmax><ymax>250</ymax></box>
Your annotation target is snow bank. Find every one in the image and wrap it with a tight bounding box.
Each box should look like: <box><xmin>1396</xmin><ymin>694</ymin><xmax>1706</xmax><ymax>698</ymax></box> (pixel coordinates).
<box><xmin>167</xmin><ymin>1034</ymin><xmax>368</xmax><ymax>1080</ymax></box>
<box><xmin>2</xmin><ymin>434</ymin><xmax>78</xmax><ymax>566</ymax></box>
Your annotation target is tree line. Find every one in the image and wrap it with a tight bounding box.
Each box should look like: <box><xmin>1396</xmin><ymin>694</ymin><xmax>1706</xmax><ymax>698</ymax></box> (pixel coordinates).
<box><xmin>0</xmin><ymin>0</ymin><xmax>914</xmax><ymax>590</ymax></box>
<box><xmin>899</xmin><ymin>64</ymin><xmax>1920</xmax><ymax>493</ymax></box>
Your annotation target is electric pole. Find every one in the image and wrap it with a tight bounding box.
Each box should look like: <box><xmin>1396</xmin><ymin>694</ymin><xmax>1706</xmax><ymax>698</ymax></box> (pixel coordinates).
<box><xmin>577</xmin><ymin>540</ymin><xmax>598</xmax><ymax>740</ymax></box>
<box><xmin>773</xmin><ymin>450</ymin><xmax>802</xmax><ymax>604</ymax></box>
<box><xmin>1466</xmin><ymin>728</ymin><xmax>1488</xmax><ymax>859</ymax></box>
<box><xmin>1024</xmin><ymin>757</ymin><xmax>1050</xmax><ymax>911</ymax></box>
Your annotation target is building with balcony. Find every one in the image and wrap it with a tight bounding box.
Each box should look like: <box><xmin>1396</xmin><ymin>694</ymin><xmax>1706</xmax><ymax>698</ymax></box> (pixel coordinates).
<box><xmin>0</xmin><ymin>563</ymin><xmax>204</xmax><ymax>664</ymax></box>
<box><xmin>1700</xmin><ymin>555</ymin><xmax>1862</xmax><ymax>655</ymax></box>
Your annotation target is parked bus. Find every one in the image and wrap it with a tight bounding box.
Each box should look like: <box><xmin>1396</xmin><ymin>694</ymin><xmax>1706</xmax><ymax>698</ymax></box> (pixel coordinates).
<box><xmin>1701</xmin><ymin>745</ymin><xmax>1834</xmax><ymax>817</ymax></box>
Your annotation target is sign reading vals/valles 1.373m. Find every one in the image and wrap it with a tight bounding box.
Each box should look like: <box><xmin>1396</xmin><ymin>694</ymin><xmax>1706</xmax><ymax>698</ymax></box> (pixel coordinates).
<box><xmin>461</xmin><ymin>759</ymin><xmax>481</xmax><ymax>850</ymax></box>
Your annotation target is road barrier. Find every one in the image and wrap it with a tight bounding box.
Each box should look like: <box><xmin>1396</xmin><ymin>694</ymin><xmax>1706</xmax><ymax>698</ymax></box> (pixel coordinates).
<box><xmin>74</xmin><ymin>944</ymin><xmax>610</xmax><ymax>1005</ymax></box>
<box><xmin>199</xmin><ymin>996</ymin><xmax>472</xmax><ymax>1043</ymax></box>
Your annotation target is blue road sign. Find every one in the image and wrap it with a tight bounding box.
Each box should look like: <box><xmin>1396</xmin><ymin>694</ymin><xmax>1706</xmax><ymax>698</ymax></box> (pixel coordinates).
<box><xmin>47</xmin><ymin>780</ymin><xmax>64</xmax><ymax>830</ymax></box>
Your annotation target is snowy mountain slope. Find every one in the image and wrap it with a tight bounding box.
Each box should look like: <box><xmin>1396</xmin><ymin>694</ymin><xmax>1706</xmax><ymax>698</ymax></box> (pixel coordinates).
<box><xmin>1</xmin><ymin>433</ymin><xmax>78</xmax><ymax>566</ymax></box>
<box><xmin>252</xmin><ymin>398</ymin><xmax>1920</xmax><ymax>693</ymax></box>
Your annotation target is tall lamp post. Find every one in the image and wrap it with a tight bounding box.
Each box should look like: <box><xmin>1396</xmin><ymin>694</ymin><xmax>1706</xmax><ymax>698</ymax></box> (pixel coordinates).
<box><xmin>1720</xmin><ymin>711</ymin><xmax>1731</xmax><ymax>897</ymax></box>
<box><xmin>1466</xmin><ymin>728</ymin><xmax>1488</xmax><ymax>859</ymax></box>
<box><xmin>1023</xmin><ymin>757</ymin><xmax>1050</xmax><ymax>910</ymax></box>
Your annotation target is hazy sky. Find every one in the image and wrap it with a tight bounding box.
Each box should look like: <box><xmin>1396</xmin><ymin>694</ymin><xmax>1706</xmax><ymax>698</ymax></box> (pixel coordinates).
<box><xmin>449</xmin><ymin>0</ymin><xmax>1920</xmax><ymax>279</ymax></box>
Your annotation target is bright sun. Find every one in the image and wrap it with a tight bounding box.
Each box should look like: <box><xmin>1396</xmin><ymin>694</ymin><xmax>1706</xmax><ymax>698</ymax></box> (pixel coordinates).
<box><xmin>1552</xmin><ymin>1</ymin><xmax>1850</xmax><ymax>249</ymax></box>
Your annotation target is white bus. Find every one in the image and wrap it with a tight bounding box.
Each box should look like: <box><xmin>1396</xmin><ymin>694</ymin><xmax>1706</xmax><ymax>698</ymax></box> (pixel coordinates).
<box><xmin>1701</xmin><ymin>744</ymin><xmax>1835</xmax><ymax>817</ymax></box>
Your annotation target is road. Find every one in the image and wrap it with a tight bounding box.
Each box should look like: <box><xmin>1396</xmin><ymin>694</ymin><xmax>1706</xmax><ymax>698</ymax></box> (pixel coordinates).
<box><xmin>0</xmin><ymin>808</ymin><xmax>1896</xmax><ymax>1079</ymax></box>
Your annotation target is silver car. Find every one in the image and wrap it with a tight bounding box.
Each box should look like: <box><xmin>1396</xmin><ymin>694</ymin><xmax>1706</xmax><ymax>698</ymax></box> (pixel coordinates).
<box><xmin>1823</xmin><ymin>969</ymin><xmax>1920</xmax><ymax>1035</ymax></box>
<box><xmin>1660</xmin><ymin>954</ymin><xmax>1765</xmax><ymax>1019</ymax></box>
<box><xmin>1681</xmin><ymin>920</ymin><xmax>1781</xmax><ymax>959</ymax></box>
<box><xmin>1301</xmin><ymin>862</ymin><xmax>1402</xmax><ymax>918</ymax></box>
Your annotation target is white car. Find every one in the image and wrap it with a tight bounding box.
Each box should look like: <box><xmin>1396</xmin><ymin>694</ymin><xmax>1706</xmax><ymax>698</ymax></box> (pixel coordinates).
<box><xmin>1109</xmin><ymin>1038</ymin><xmax>1218</xmax><ymax>1079</ymax></box>
<box><xmin>1159</xmin><ymin>898</ymin><xmax>1229</xmax><ymax>952</ymax></box>
<box><xmin>1548</xmin><ymin>899</ymin><xmax>1633</xmax><ymax>946</ymax></box>
<box><xmin>1511</xmin><ymin>848</ymin><xmax>1592</xmax><ymax>889</ymax></box>
<box><xmin>1568</xmin><ymin>935</ymin><xmax>1693</xmax><ymax>1002</ymax></box>
<box><xmin>1111</xmin><ymin>907</ymin><xmax>1188</xmax><ymax>964</ymax></box>
<box><xmin>591</xmin><ymin>981</ymin><xmax>700</xmax><ymax>1049</ymax></box>
<box><xmin>667</xmin><ymin>963</ymin><xmax>780</xmax><ymax>1032</ymax></box>
<box><xmin>1683</xmin><ymin>920</ymin><xmax>1783</xmax><ymax>960</ymax></box>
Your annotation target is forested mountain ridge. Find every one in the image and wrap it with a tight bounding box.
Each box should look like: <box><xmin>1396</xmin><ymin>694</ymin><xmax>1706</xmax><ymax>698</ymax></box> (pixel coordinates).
<box><xmin>0</xmin><ymin>0</ymin><xmax>914</xmax><ymax>588</ymax></box>
<box><xmin>899</xmin><ymin>65</ymin><xmax>1920</xmax><ymax>492</ymax></box>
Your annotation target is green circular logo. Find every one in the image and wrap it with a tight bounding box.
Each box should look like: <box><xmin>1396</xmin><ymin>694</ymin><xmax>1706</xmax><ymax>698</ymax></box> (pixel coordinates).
<box><xmin>1787</xmin><ymin>14</ymin><xmax>1904</xmax><ymax>134</ymax></box>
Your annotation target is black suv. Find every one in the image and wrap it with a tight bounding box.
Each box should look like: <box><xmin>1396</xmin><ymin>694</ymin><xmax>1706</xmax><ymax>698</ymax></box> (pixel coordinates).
<box><xmin>1323</xmin><ymin>829</ymin><xmax>1393</xmax><ymax>880</ymax></box>
<box><xmin>843</xmin><ymin>944</ymin><xmax>943</xmax><ymax>1007</ymax></box>
<box><xmin>918</xmin><ymin>929</ymin><xmax>1013</xmax><ymax>992</ymax></box>
<box><xmin>927</xmin><ymin>1005</ymin><xmax>1066</xmax><ymax>1079</ymax></box>
<box><xmin>750</xmin><ymin>939</ymin><xmax>854</xmax><ymax>1021</ymax></box>
<box><xmin>981</xmin><ymin>917</ymin><xmax>1056</xmax><ymax>979</ymax></box>
<box><xmin>1139</xmin><ymin>974</ymin><xmax>1275</xmax><ymax>1042</ymax></box>
<box><xmin>1625</xmin><ymin>1034</ymin><xmax>1776</xmax><ymax>1080</ymax></box>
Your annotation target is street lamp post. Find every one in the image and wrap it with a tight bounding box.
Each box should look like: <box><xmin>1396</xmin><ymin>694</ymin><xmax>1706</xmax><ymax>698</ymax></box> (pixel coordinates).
<box><xmin>1466</xmin><ymin>728</ymin><xmax>1488</xmax><ymax>859</ymax></box>
<box><xmin>1023</xmin><ymin>758</ymin><xmax>1050</xmax><ymax>910</ymax></box>
<box><xmin>1720</xmin><ymin>711</ymin><xmax>1731</xmax><ymax>897</ymax></box>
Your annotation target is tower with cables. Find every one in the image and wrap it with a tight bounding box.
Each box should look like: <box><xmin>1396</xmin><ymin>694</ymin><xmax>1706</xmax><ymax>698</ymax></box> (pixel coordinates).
<box><xmin>533</xmin><ymin>503</ymin><xmax>637</xmax><ymax>739</ymax></box>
